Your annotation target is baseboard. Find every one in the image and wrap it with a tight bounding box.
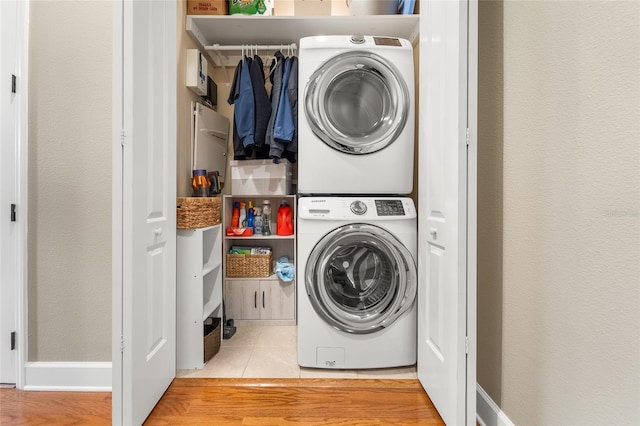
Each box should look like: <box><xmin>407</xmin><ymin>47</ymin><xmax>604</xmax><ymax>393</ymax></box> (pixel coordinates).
<box><xmin>476</xmin><ymin>384</ymin><xmax>515</xmax><ymax>426</ymax></box>
<box><xmin>23</xmin><ymin>362</ymin><xmax>111</xmax><ymax>391</ymax></box>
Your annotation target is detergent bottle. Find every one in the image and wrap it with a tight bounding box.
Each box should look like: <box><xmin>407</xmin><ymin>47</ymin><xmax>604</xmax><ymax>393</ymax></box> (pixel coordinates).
<box><xmin>239</xmin><ymin>202</ymin><xmax>247</xmax><ymax>227</ymax></box>
<box><xmin>276</xmin><ymin>200</ymin><xmax>293</xmax><ymax>236</ymax></box>
<box><xmin>231</xmin><ymin>201</ymin><xmax>240</xmax><ymax>227</ymax></box>
<box><xmin>247</xmin><ymin>201</ymin><xmax>255</xmax><ymax>230</ymax></box>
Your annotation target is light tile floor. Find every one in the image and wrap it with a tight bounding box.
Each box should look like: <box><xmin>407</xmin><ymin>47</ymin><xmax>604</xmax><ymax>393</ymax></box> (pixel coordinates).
<box><xmin>176</xmin><ymin>325</ymin><xmax>417</xmax><ymax>379</ymax></box>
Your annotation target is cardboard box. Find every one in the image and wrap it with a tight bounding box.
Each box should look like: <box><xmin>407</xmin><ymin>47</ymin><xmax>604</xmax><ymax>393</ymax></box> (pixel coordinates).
<box><xmin>230</xmin><ymin>159</ymin><xmax>293</xmax><ymax>196</ymax></box>
<box><xmin>187</xmin><ymin>0</ymin><xmax>228</xmax><ymax>15</ymax></box>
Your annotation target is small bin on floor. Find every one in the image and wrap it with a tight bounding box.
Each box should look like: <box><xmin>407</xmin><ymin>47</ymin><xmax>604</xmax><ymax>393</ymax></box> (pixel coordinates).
<box><xmin>204</xmin><ymin>317</ymin><xmax>221</xmax><ymax>363</ymax></box>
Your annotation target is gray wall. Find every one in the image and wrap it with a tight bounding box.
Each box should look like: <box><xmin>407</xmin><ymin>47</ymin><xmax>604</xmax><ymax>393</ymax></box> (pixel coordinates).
<box><xmin>477</xmin><ymin>0</ymin><xmax>640</xmax><ymax>424</ymax></box>
<box><xmin>28</xmin><ymin>1</ymin><xmax>112</xmax><ymax>361</ymax></box>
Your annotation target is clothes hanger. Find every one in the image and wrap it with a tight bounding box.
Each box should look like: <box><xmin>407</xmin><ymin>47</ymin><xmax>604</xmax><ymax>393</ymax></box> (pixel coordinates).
<box><xmin>265</xmin><ymin>46</ymin><xmax>283</xmax><ymax>81</ymax></box>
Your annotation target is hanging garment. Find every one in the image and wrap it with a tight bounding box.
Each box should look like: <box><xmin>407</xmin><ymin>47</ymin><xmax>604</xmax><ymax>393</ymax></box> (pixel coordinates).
<box><xmin>228</xmin><ymin>56</ymin><xmax>256</xmax><ymax>158</ymax></box>
<box><xmin>249</xmin><ymin>54</ymin><xmax>272</xmax><ymax>148</ymax></box>
<box><xmin>271</xmin><ymin>57</ymin><xmax>294</xmax><ymax>162</ymax></box>
<box><xmin>265</xmin><ymin>51</ymin><xmax>285</xmax><ymax>154</ymax></box>
<box><xmin>283</xmin><ymin>56</ymin><xmax>298</xmax><ymax>163</ymax></box>
<box><xmin>227</xmin><ymin>60</ymin><xmax>247</xmax><ymax>159</ymax></box>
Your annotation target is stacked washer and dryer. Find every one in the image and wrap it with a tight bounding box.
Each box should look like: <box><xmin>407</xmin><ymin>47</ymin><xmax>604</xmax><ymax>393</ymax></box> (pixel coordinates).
<box><xmin>297</xmin><ymin>35</ymin><xmax>418</xmax><ymax>369</ymax></box>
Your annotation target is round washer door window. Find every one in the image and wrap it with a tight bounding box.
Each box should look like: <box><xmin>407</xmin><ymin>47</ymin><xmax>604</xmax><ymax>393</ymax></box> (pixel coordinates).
<box><xmin>305</xmin><ymin>224</ymin><xmax>417</xmax><ymax>334</ymax></box>
<box><xmin>305</xmin><ymin>51</ymin><xmax>409</xmax><ymax>155</ymax></box>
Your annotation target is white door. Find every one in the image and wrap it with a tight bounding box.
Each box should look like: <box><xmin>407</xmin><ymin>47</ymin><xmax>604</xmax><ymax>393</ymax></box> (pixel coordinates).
<box><xmin>0</xmin><ymin>0</ymin><xmax>27</xmax><ymax>387</ymax></box>
<box><xmin>112</xmin><ymin>0</ymin><xmax>177</xmax><ymax>424</ymax></box>
<box><xmin>0</xmin><ymin>0</ymin><xmax>18</xmax><ymax>386</ymax></box>
<box><xmin>417</xmin><ymin>0</ymin><xmax>477</xmax><ymax>425</ymax></box>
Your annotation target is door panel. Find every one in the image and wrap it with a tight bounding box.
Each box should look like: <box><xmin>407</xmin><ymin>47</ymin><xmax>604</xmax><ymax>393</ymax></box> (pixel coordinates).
<box><xmin>225</xmin><ymin>281</ymin><xmax>260</xmax><ymax>320</ymax></box>
<box><xmin>261</xmin><ymin>280</ymin><xmax>295</xmax><ymax>320</ymax></box>
<box><xmin>418</xmin><ymin>0</ymin><xmax>477</xmax><ymax>425</ymax></box>
<box><xmin>426</xmin><ymin>245</ymin><xmax>444</xmax><ymax>360</ymax></box>
<box><xmin>113</xmin><ymin>0</ymin><xmax>177</xmax><ymax>424</ymax></box>
<box><xmin>0</xmin><ymin>0</ymin><xmax>19</xmax><ymax>386</ymax></box>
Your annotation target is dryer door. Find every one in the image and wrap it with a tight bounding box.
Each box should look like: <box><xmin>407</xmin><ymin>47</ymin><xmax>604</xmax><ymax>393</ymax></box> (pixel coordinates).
<box><xmin>305</xmin><ymin>224</ymin><xmax>417</xmax><ymax>334</ymax></box>
<box><xmin>304</xmin><ymin>51</ymin><xmax>410</xmax><ymax>155</ymax></box>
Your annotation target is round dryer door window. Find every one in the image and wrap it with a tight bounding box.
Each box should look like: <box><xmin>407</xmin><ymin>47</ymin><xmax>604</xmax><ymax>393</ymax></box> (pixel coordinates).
<box><xmin>304</xmin><ymin>51</ymin><xmax>410</xmax><ymax>155</ymax></box>
<box><xmin>305</xmin><ymin>224</ymin><xmax>417</xmax><ymax>334</ymax></box>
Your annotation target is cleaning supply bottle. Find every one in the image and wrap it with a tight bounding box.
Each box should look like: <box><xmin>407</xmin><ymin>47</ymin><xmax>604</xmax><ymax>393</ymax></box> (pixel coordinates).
<box><xmin>277</xmin><ymin>200</ymin><xmax>293</xmax><ymax>236</ymax></box>
<box><xmin>262</xmin><ymin>200</ymin><xmax>272</xmax><ymax>236</ymax></box>
<box><xmin>239</xmin><ymin>202</ymin><xmax>247</xmax><ymax>227</ymax></box>
<box><xmin>231</xmin><ymin>201</ymin><xmax>240</xmax><ymax>227</ymax></box>
<box><xmin>254</xmin><ymin>207</ymin><xmax>263</xmax><ymax>235</ymax></box>
<box><xmin>247</xmin><ymin>201</ymin><xmax>255</xmax><ymax>231</ymax></box>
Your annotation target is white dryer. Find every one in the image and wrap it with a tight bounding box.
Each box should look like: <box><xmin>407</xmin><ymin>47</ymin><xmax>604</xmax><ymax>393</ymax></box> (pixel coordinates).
<box><xmin>297</xmin><ymin>35</ymin><xmax>415</xmax><ymax>195</ymax></box>
<box><xmin>297</xmin><ymin>197</ymin><xmax>417</xmax><ymax>369</ymax></box>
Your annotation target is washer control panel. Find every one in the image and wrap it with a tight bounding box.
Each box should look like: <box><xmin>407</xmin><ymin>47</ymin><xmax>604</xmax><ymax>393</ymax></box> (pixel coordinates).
<box><xmin>299</xmin><ymin>197</ymin><xmax>416</xmax><ymax>220</ymax></box>
<box><xmin>374</xmin><ymin>199</ymin><xmax>406</xmax><ymax>216</ymax></box>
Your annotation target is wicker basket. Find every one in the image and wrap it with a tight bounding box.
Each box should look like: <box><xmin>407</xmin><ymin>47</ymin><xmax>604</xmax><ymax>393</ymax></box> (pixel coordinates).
<box><xmin>203</xmin><ymin>317</ymin><xmax>221</xmax><ymax>363</ymax></box>
<box><xmin>226</xmin><ymin>253</ymin><xmax>272</xmax><ymax>278</ymax></box>
<box><xmin>176</xmin><ymin>197</ymin><xmax>221</xmax><ymax>229</ymax></box>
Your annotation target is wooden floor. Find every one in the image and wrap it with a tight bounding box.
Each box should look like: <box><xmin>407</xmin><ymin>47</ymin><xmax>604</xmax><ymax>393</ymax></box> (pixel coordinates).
<box><xmin>1</xmin><ymin>378</ymin><xmax>444</xmax><ymax>425</ymax></box>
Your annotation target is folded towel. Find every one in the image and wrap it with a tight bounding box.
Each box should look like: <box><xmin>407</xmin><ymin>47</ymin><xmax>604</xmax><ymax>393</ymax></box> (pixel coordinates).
<box><xmin>274</xmin><ymin>256</ymin><xmax>295</xmax><ymax>282</ymax></box>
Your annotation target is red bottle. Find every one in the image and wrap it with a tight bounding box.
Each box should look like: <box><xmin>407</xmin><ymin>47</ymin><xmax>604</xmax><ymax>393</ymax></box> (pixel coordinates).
<box><xmin>276</xmin><ymin>201</ymin><xmax>293</xmax><ymax>236</ymax></box>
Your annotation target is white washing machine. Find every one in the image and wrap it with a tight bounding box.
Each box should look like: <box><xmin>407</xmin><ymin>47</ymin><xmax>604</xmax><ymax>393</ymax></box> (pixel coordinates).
<box><xmin>297</xmin><ymin>35</ymin><xmax>415</xmax><ymax>195</ymax></box>
<box><xmin>297</xmin><ymin>196</ymin><xmax>417</xmax><ymax>369</ymax></box>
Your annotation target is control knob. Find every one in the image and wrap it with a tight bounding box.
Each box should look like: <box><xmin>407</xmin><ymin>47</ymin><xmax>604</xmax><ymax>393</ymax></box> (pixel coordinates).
<box><xmin>350</xmin><ymin>200</ymin><xmax>367</xmax><ymax>215</ymax></box>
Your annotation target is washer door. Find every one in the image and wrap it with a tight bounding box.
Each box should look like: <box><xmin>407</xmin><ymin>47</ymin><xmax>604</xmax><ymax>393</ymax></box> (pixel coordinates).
<box><xmin>305</xmin><ymin>51</ymin><xmax>410</xmax><ymax>155</ymax></box>
<box><xmin>305</xmin><ymin>224</ymin><xmax>417</xmax><ymax>334</ymax></box>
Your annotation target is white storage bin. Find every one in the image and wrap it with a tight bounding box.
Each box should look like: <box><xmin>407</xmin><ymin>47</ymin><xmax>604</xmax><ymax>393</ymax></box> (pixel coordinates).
<box><xmin>230</xmin><ymin>159</ymin><xmax>293</xmax><ymax>195</ymax></box>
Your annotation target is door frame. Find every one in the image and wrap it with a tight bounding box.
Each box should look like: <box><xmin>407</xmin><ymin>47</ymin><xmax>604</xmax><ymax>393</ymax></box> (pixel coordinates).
<box><xmin>0</xmin><ymin>0</ymin><xmax>29</xmax><ymax>389</ymax></box>
<box><xmin>111</xmin><ymin>0</ymin><xmax>123</xmax><ymax>420</ymax></box>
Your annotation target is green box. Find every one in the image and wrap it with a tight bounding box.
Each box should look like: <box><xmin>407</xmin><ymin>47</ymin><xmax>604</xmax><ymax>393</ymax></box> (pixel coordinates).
<box><xmin>229</xmin><ymin>0</ymin><xmax>268</xmax><ymax>15</ymax></box>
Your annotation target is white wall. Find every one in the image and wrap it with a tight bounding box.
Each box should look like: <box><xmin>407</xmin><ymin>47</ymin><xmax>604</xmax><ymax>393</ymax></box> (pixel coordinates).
<box><xmin>28</xmin><ymin>1</ymin><xmax>112</xmax><ymax>361</ymax></box>
<box><xmin>478</xmin><ymin>0</ymin><xmax>640</xmax><ymax>424</ymax></box>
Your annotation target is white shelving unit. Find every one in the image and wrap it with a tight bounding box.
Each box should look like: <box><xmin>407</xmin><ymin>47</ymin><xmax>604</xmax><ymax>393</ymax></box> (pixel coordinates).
<box><xmin>177</xmin><ymin>224</ymin><xmax>223</xmax><ymax>369</ymax></box>
<box><xmin>186</xmin><ymin>14</ymin><xmax>420</xmax><ymax>66</ymax></box>
<box><xmin>222</xmin><ymin>195</ymin><xmax>297</xmax><ymax>325</ymax></box>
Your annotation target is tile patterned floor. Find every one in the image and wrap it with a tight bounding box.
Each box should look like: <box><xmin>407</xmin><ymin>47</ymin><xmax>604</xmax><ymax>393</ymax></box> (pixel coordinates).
<box><xmin>176</xmin><ymin>325</ymin><xmax>417</xmax><ymax>379</ymax></box>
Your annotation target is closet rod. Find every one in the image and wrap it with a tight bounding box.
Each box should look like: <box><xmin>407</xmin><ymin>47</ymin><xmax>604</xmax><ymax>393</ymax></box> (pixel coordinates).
<box><xmin>205</xmin><ymin>43</ymin><xmax>297</xmax><ymax>52</ymax></box>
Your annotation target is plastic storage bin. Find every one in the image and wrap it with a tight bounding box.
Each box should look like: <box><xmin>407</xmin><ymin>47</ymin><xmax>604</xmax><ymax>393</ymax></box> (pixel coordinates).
<box><xmin>230</xmin><ymin>159</ymin><xmax>293</xmax><ymax>196</ymax></box>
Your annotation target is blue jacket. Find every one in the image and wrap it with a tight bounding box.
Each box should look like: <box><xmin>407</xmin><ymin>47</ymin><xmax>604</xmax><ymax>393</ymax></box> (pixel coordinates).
<box><xmin>271</xmin><ymin>58</ymin><xmax>295</xmax><ymax>161</ymax></box>
<box><xmin>228</xmin><ymin>57</ymin><xmax>255</xmax><ymax>151</ymax></box>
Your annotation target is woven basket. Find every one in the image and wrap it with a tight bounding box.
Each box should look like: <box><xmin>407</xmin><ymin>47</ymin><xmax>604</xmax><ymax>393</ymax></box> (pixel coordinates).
<box><xmin>203</xmin><ymin>318</ymin><xmax>221</xmax><ymax>363</ymax></box>
<box><xmin>226</xmin><ymin>253</ymin><xmax>272</xmax><ymax>278</ymax></box>
<box><xmin>176</xmin><ymin>197</ymin><xmax>221</xmax><ymax>229</ymax></box>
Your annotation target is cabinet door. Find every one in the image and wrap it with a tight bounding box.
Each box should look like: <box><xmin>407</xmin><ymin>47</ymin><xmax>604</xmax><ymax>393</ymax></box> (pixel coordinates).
<box><xmin>225</xmin><ymin>281</ymin><xmax>260</xmax><ymax>320</ymax></box>
<box><xmin>260</xmin><ymin>280</ymin><xmax>295</xmax><ymax>320</ymax></box>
